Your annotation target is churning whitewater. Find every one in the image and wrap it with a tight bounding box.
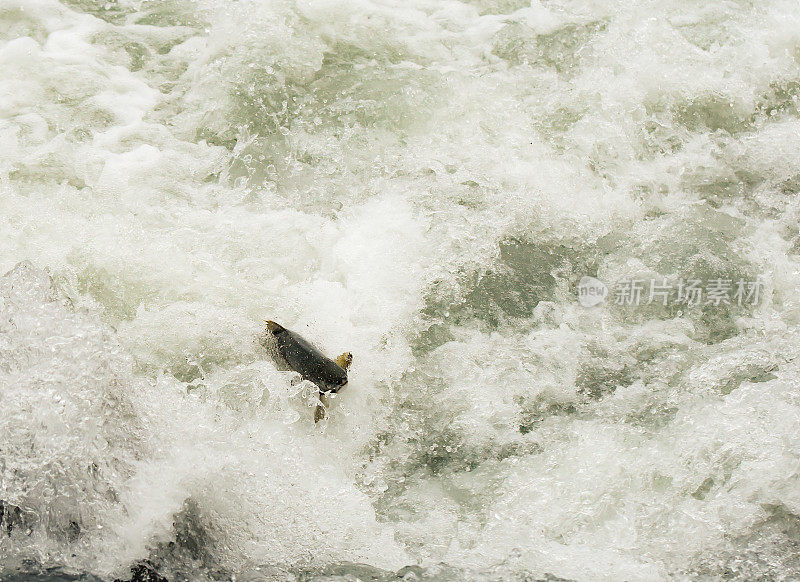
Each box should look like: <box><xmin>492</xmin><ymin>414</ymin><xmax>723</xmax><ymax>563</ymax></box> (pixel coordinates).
<box><xmin>2</xmin><ymin>0</ymin><xmax>800</xmax><ymax>580</ymax></box>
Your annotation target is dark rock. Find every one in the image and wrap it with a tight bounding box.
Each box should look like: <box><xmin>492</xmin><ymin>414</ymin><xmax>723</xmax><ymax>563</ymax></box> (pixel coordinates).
<box><xmin>113</xmin><ymin>562</ymin><xmax>166</xmax><ymax>582</ymax></box>
<box><xmin>0</xmin><ymin>500</ymin><xmax>23</xmax><ymax>535</ymax></box>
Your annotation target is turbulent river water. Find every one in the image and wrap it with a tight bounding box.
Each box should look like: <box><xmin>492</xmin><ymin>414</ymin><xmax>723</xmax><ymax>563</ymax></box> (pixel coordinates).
<box><xmin>2</xmin><ymin>0</ymin><xmax>800</xmax><ymax>580</ymax></box>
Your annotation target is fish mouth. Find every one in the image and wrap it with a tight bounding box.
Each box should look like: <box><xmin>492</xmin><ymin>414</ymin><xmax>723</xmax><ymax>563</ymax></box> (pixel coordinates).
<box><xmin>265</xmin><ymin>320</ymin><xmax>285</xmax><ymax>334</ymax></box>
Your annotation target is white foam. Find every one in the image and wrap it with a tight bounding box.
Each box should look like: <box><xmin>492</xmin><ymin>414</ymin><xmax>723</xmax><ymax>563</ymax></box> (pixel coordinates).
<box><xmin>2</xmin><ymin>0</ymin><xmax>800</xmax><ymax>579</ymax></box>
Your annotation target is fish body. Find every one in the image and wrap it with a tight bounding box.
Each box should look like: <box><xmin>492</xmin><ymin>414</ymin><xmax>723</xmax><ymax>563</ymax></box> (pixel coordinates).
<box><xmin>265</xmin><ymin>321</ymin><xmax>352</xmax><ymax>421</ymax></box>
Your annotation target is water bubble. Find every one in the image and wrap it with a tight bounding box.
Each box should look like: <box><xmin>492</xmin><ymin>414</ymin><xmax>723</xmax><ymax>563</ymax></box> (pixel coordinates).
<box><xmin>282</xmin><ymin>410</ymin><xmax>300</xmax><ymax>425</ymax></box>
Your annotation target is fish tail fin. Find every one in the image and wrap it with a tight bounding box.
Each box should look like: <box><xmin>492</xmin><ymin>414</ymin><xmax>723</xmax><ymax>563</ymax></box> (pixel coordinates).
<box><xmin>335</xmin><ymin>352</ymin><xmax>353</xmax><ymax>371</ymax></box>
